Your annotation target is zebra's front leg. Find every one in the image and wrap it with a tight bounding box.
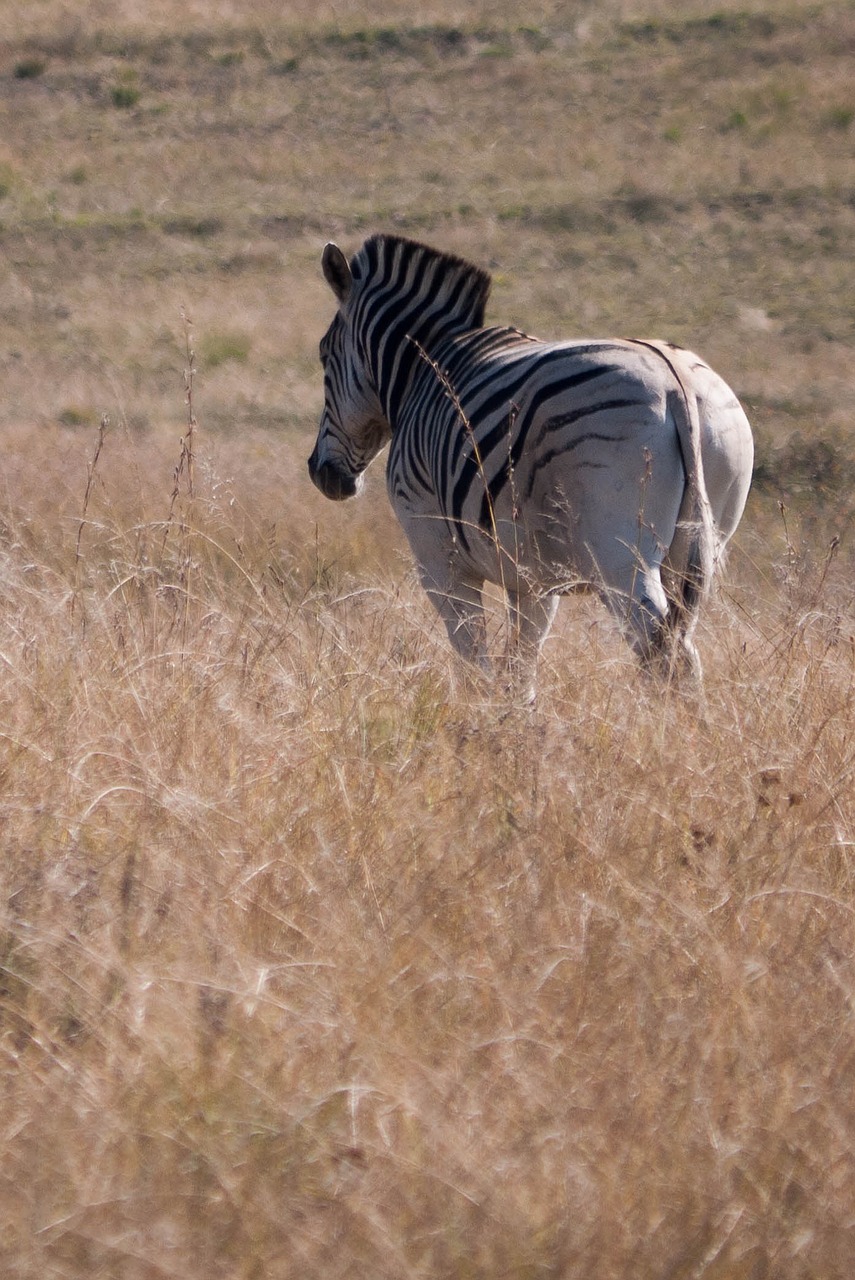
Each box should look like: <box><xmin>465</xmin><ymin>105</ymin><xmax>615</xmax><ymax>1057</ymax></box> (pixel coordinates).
<box><xmin>506</xmin><ymin>589</ymin><xmax>559</xmax><ymax>704</ymax></box>
<box><xmin>422</xmin><ymin>573</ymin><xmax>492</xmax><ymax>677</ymax></box>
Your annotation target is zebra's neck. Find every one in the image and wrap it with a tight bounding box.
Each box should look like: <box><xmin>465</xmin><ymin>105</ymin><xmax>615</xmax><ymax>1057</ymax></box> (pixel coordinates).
<box><xmin>376</xmin><ymin>325</ymin><xmax>539</xmax><ymax>433</ymax></box>
<box><xmin>349</xmin><ymin>235</ymin><xmax>492</xmax><ymax>429</ymax></box>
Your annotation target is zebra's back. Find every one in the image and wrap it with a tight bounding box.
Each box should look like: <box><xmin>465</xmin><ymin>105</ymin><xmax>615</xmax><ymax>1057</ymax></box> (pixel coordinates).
<box><xmin>389</xmin><ymin>331</ymin><xmax>694</xmax><ymax>592</ymax></box>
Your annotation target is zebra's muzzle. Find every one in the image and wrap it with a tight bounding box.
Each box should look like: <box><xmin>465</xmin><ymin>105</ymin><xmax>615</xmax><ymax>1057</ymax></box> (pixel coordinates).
<box><xmin>307</xmin><ymin>457</ymin><xmax>360</xmax><ymax>501</ymax></box>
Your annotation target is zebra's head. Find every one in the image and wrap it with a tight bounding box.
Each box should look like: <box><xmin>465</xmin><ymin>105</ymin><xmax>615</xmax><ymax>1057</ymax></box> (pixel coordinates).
<box><xmin>307</xmin><ymin>242</ymin><xmax>392</xmax><ymax>502</ymax></box>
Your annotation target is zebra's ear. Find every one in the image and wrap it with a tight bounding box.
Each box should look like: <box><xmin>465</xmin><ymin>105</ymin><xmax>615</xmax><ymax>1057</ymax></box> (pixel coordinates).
<box><xmin>322</xmin><ymin>243</ymin><xmax>352</xmax><ymax>304</ymax></box>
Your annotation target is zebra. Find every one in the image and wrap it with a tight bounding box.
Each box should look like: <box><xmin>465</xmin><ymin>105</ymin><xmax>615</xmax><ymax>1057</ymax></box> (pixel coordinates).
<box><xmin>308</xmin><ymin>233</ymin><xmax>754</xmax><ymax>697</ymax></box>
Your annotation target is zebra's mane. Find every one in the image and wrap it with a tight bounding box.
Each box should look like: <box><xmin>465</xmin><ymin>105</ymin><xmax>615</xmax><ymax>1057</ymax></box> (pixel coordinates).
<box><xmin>355</xmin><ymin>234</ymin><xmax>492</xmax><ymax>330</ymax></box>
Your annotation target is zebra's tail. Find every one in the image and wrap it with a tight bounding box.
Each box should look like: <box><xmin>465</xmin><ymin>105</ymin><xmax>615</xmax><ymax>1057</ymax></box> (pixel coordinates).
<box><xmin>661</xmin><ymin>350</ymin><xmax>716</xmax><ymax>649</ymax></box>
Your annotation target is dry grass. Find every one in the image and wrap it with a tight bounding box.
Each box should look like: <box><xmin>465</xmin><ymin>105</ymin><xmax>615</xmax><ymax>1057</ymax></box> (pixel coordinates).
<box><xmin>2</xmin><ymin>421</ymin><xmax>855</xmax><ymax>1278</ymax></box>
<box><xmin>2</xmin><ymin>0</ymin><xmax>855</xmax><ymax>1276</ymax></box>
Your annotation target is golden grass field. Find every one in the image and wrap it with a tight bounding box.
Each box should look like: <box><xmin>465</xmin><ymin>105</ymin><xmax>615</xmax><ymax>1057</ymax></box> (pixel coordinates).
<box><xmin>1</xmin><ymin>0</ymin><xmax>855</xmax><ymax>1275</ymax></box>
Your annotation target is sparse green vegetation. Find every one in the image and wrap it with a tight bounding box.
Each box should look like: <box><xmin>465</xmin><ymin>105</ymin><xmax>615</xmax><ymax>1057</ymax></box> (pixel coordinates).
<box><xmin>57</xmin><ymin>405</ymin><xmax>91</xmax><ymax>427</ymax></box>
<box><xmin>724</xmin><ymin>106</ymin><xmax>750</xmax><ymax>130</ymax></box>
<box><xmin>110</xmin><ymin>66</ymin><xmax>141</xmax><ymax>108</ymax></box>
<box><xmin>13</xmin><ymin>56</ymin><xmax>46</xmax><ymax>78</ymax></box>
<box><xmin>200</xmin><ymin>330</ymin><xmax>252</xmax><ymax>367</ymax></box>
<box><xmin>824</xmin><ymin>103</ymin><xmax>854</xmax><ymax>129</ymax></box>
<box><xmin>1</xmin><ymin>1</ymin><xmax>855</xmax><ymax>1277</ymax></box>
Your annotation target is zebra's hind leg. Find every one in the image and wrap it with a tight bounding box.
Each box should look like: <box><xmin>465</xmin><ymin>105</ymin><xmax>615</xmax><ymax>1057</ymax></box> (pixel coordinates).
<box><xmin>603</xmin><ymin>566</ymin><xmax>700</xmax><ymax>682</ymax></box>
<box><xmin>421</xmin><ymin>572</ymin><xmax>492</xmax><ymax>679</ymax></box>
<box><xmin>661</xmin><ymin>548</ymin><xmax>707</xmax><ymax>682</ymax></box>
<box><xmin>506</xmin><ymin>589</ymin><xmax>559</xmax><ymax>704</ymax></box>
<box><xmin>665</xmin><ymin>615</ymin><xmax>703</xmax><ymax>683</ymax></box>
<box><xmin>637</xmin><ymin>580</ymin><xmax>703</xmax><ymax>683</ymax></box>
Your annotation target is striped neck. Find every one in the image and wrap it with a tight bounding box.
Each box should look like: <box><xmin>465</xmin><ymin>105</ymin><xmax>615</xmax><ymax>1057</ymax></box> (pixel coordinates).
<box><xmin>347</xmin><ymin>235</ymin><xmax>492</xmax><ymax>427</ymax></box>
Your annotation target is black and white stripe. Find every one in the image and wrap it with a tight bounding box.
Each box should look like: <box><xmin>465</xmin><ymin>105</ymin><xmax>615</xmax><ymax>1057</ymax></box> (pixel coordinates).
<box><xmin>308</xmin><ymin>234</ymin><xmax>754</xmax><ymax>694</ymax></box>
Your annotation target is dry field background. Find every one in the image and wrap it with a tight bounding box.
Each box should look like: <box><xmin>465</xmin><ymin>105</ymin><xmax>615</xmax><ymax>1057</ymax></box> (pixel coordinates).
<box><xmin>1</xmin><ymin>0</ymin><xmax>855</xmax><ymax>1276</ymax></box>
